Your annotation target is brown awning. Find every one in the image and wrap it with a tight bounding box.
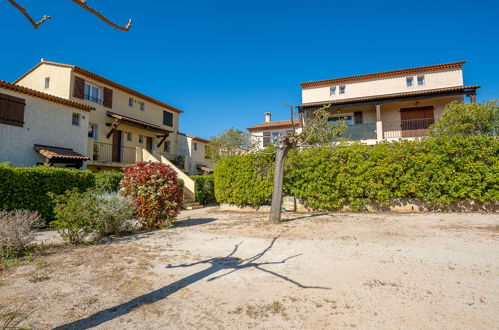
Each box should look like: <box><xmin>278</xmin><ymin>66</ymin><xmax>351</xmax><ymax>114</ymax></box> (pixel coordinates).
<box><xmin>34</xmin><ymin>144</ymin><xmax>89</xmax><ymax>160</ymax></box>
<box><xmin>298</xmin><ymin>85</ymin><xmax>480</xmax><ymax>109</ymax></box>
<box><xmin>107</xmin><ymin>111</ymin><xmax>172</xmax><ymax>135</ymax></box>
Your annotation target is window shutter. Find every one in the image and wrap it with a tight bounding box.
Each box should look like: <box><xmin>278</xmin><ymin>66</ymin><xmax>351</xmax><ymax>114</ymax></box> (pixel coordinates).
<box><xmin>103</xmin><ymin>87</ymin><xmax>113</xmax><ymax>108</ymax></box>
<box><xmin>263</xmin><ymin>132</ymin><xmax>271</xmax><ymax>147</ymax></box>
<box><xmin>73</xmin><ymin>76</ymin><xmax>85</xmax><ymax>99</ymax></box>
<box><xmin>0</xmin><ymin>93</ymin><xmax>25</xmax><ymax>127</ymax></box>
<box><xmin>354</xmin><ymin>111</ymin><xmax>363</xmax><ymax>124</ymax></box>
<box><xmin>163</xmin><ymin>111</ymin><xmax>173</xmax><ymax>127</ymax></box>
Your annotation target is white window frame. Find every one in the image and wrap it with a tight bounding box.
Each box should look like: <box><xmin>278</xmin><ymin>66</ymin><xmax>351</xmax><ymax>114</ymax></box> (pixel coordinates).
<box><xmin>72</xmin><ymin>113</ymin><xmax>81</xmax><ymax>126</ymax></box>
<box><xmin>140</xmin><ymin>102</ymin><xmax>145</xmax><ymax>111</ymax></box>
<box><xmin>83</xmin><ymin>83</ymin><xmax>102</xmax><ymax>105</ymax></box>
<box><xmin>129</xmin><ymin>98</ymin><xmax>134</xmax><ymax>107</ymax></box>
<box><xmin>406</xmin><ymin>76</ymin><xmax>414</xmax><ymax>87</ymax></box>
<box><xmin>339</xmin><ymin>85</ymin><xmax>346</xmax><ymax>94</ymax></box>
<box><xmin>44</xmin><ymin>77</ymin><xmax>50</xmax><ymax>89</ymax></box>
<box><xmin>417</xmin><ymin>75</ymin><xmax>425</xmax><ymax>86</ymax></box>
<box><xmin>330</xmin><ymin>86</ymin><xmax>337</xmax><ymax>95</ymax></box>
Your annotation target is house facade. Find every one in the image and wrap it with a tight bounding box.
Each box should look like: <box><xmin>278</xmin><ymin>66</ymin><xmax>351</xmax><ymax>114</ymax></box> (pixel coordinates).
<box><xmin>0</xmin><ymin>80</ymin><xmax>92</xmax><ymax>168</ymax></box>
<box><xmin>248</xmin><ymin>112</ymin><xmax>302</xmax><ymax>148</ymax></box>
<box><xmin>298</xmin><ymin>61</ymin><xmax>479</xmax><ymax>143</ymax></box>
<box><xmin>177</xmin><ymin>133</ymin><xmax>213</xmax><ymax>175</ymax></box>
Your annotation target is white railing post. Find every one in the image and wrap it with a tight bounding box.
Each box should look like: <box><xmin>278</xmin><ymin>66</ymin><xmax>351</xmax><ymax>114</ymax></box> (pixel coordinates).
<box><xmin>375</xmin><ymin>103</ymin><xmax>383</xmax><ymax>141</ymax></box>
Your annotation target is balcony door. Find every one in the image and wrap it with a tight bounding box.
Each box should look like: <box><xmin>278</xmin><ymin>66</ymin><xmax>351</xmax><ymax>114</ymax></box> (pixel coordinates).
<box><xmin>146</xmin><ymin>136</ymin><xmax>153</xmax><ymax>153</ymax></box>
<box><xmin>112</xmin><ymin>130</ymin><xmax>122</xmax><ymax>162</ymax></box>
<box><xmin>400</xmin><ymin>106</ymin><xmax>434</xmax><ymax>137</ymax></box>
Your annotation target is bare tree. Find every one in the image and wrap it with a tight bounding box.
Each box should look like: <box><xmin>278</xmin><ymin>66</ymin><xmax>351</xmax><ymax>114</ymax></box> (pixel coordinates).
<box><xmin>268</xmin><ymin>105</ymin><xmax>346</xmax><ymax>223</ymax></box>
<box><xmin>6</xmin><ymin>0</ymin><xmax>132</xmax><ymax>31</ymax></box>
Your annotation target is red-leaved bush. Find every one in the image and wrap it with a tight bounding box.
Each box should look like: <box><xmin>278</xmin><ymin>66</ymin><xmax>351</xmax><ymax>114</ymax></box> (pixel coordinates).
<box><xmin>119</xmin><ymin>162</ymin><xmax>183</xmax><ymax>229</ymax></box>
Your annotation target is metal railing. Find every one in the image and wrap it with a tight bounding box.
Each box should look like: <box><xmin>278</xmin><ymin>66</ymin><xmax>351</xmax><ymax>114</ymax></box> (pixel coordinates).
<box><xmin>83</xmin><ymin>94</ymin><xmax>103</xmax><ymax>105</ymax></box>
<box><xmin>90</xmin><ymin>142</ymin><xmax>136</xmax><ymax>164</ymax></box>
<box><xmin>338</xmin><ymin>123</ymin><xmax>377</xmax><ymax>140</ymax></box>
<box><xmin>383</xmin><ymin>118</ymin><xmax>435</xmax><ymax>138</ymax></box>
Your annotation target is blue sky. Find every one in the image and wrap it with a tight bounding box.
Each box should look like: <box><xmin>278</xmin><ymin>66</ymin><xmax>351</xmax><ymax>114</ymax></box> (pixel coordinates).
<box><xmin>0</xmin><ymin>0</ymin><xmax>497</xmax><ymax>139</ymax></box>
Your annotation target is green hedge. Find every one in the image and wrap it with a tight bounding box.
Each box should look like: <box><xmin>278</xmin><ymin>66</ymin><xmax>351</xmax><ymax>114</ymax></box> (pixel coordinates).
<box><xmin>214</xmin><ymin>137</ymin><xmax>499</xmax><ymax>210</ymax></box>
<box><xmin>94</xmin><ymin>171</ymin><xmax>124</xmax><ymax>192</ymax></box>
<box><xmin>191</xmin><ymin>175</ymin><xmax>216</xmax><ymax>204</ymax></box>
<box><xmin>0</xmin><ymin>164</ymin><xmax>95</xmax><ymax>220</ymax></box>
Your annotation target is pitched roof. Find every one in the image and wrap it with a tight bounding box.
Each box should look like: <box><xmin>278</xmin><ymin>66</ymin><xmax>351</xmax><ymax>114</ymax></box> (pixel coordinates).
<box><xmin>298</xmin><ymin>85</ymin><xmax>480</xmax><ymax>108</ymax></box>
<box><xmin>0</xmin><ymin>80</ymin><xmax>94</xmax><ymax>112</ymax></box>
<box><xmin>178</xmin><ymin>132</ymin><xmax>210</xmax><ymax>143</ymax></box>
<box><xmin>300</xmin><ymin>61</ymin><xmax>466</xmax><ymax>88</ymax></box>
<box><xmin>107</xmin><ymin>111</ymin><xmax>172</xmax><ymax>135</ymax></box>
<box><xmin>15</xmin><ymin>60</ymin><xmax>183</xmax><ymax>113</ymax></box>
<box><xmin>247</xmin><ymin>119</ymin><xmax>301</xmax><ymax>132</ymax></box>
<box><xmin>34</xmin><ymin>145</ymin><xmax>90</xmax><ymax>160</ymax></box>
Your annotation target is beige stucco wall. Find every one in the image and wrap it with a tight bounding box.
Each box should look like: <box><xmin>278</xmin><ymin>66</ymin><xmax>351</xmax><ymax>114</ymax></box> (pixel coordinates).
<box><xmin>302</xmin><ymin>68</ymin><xmax>464</xmax><ymax>104</ymax></box>
<box><xmin>0</xmin><ymin>88</ymin><xmax>89</xmax><ymax>167</ymax></box>
<box><xmin>16</xmin><ymin>64</ymin><xmax>73</xmax><ymax>99</ymax></box>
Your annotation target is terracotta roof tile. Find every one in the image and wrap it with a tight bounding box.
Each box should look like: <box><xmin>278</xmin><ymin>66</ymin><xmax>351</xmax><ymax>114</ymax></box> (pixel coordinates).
<box><xmin>247</xmin><ymin>119</ymin><xmax>301</xmax><ymax>132</ymax></box>
<box><xmin>107</xmin><ymin>111</ymin><xmax>172</xmax><ymax>135</ymax></box>
<box><xmin>0</xmin><ymin>80</ymin><xmax>94</xmax><ymax>112</ymax></box>
<box><xmin>298</xmin><ymin>85</ymin><xmax>480</xmax><ymax>108</ymax></box>
<box><xmin>300</xmin><ymin>61</ymin><xmax>466</xmax><ymax>88</ymax></box>
<box><xmin>34</xmin><ymin>145</ymin><xmax>89</xmax><ymax>160</ymax></box>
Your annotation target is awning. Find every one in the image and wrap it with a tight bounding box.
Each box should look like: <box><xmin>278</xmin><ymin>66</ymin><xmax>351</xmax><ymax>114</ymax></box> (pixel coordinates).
<box><xmin>34</xmin><ymin>144</ymin><xmax>89</xmax><ymax>160</ymax></box>
<box><xmin>106</xmin><ymin>111</ymin><xmax>172</xmax><ymax>135</ymax></box>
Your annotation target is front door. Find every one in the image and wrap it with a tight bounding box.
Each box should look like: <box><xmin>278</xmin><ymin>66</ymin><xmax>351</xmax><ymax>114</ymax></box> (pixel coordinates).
<box><xmin>146</xmin><ymin>136</ymin><xmax>153</xmax><ymax>153</ymax></box>
<box><xmin>112</xmin><ymin>130</ymin><xmax>122</xmax><ymax>162</ymax></box>
<box><xmin>400</xmin><ymin>106</ymin><xmax>434</xmax><ymax>137</ymax></box>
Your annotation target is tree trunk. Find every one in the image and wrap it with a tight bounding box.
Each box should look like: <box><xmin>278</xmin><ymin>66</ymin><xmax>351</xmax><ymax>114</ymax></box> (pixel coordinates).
<box><xmin>269</xmin><ymin>138</ymin><xmax>292</xmax><ymax>223</ymax></box>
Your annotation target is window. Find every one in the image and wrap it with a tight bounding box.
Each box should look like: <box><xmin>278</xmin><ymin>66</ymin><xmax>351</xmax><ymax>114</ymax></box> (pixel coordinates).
<box><xmin>328</xmin><ymin>114</ymin><xmax>353</xmax><ymax>125</ymax></box>
<box><xmin>406</xmin><ymin>77</ymin><xmax>413</xmax><ymax>87</ymax></box>
<box><xmin>339</xmin><ymin>85</ymin><xmax>346</xmax><ymax>94</ymax></box>
<box><xmin>127</xmin><ymin>132</ymin><xmax>132</xmax><ymax>141</ymax></box>
<box><xmin>72</xmin><ymin>113</ymin><xmax>81</xmax><ymax>126</ymax></box>
<box><xmin>44</xmin><ymin>77</ymin><xmax>50</xmax><ymax>89</ymax></box>
<box><xmin>140</xmin><ymin>102</ymin><xmax>145</xmax><ymax>111</ymax></box>
<box><xmin>164</xmin><ymin>140</ymin><xmax>171</xmax><ymax>153</ymax></box>
<box><xmin>263</xmin><ymin>132</ymin><xmax>271</xmax><ymax>147</ymax></box>
<box><xmin>0</xmin><ymin>92</ymin><xmax>25</xmax><ymax>127</ymax></box>
<box><xmin>83</xmin><ymin>84</ymin><xmax>102</xmax><ymax>104</ymax></box>
<box><xmin>330</xmin><ymin>86</ymin><xmax>336</xmax><ymax>95</ymax></box>
<box><xmin>272</xmin><ymin>132</ymin><xmax>286</xmax><ymax>143</ymax></box>
<box><xmin>193</xmin><ymin>142</ymin><xmax>198</xmax><ymax>151</ymax></box>
<box><xmin>129</xmin><ymin>98</ymin><xmax>134</xmax><ymax>107</ymax></box>
<box><xmin>88</xmin><ymin>123</ymin><xmax>98</xmax><ymax>139</ymax></box>
<box><xmin>163</xmin><ymin>111</ymin><xmax>173</xmax><ymax>126</ymax></box>
<box><xmin>139</xmin><ymin>135</ymin><xmax>144</xmax><ymax>144</ymax></box>
<box><xmin>417</xmin><ymin>75</ymin><xmax>425</xmax><ymax>86</ymax></box>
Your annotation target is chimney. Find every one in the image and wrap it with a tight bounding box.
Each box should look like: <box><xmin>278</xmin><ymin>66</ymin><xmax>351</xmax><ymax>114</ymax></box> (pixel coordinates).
<box><xmin>264</xmin><ymin>112</ymin><xmax>271</xmax><ymax>123</ymax></box>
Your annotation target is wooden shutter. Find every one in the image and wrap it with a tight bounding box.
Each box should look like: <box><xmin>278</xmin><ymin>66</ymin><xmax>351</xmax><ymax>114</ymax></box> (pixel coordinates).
<box><xmin>73</xmin><ymin>76</ymin><xmax>85</xmax><ymax>99</ymax></box>
<box><xmin>354</xmin><ymin>111</ymin><xmax>363</xmax><ymax>124</ymax></box>
<box><xmin>163</xmin><ymin>111</ymin><xmax>173</xmax><ymax>126</ymax></box>
<box><xmin>263</xmin><ymin>132</ymin><xmax>271</xmax><ymax>147</ymax></box>
<box><xmin>103</xmin><ymin>88</ymin><xmax>113</xmax><ymax>108</ymax></box>
<box><xmin>0</xmin><ymin>92</ymin><xmax>25</xmax><ymax>127</ymax></box>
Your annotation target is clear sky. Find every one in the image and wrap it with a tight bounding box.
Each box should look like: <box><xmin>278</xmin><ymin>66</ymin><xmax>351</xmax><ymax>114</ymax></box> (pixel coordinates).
<box><xmin>0</xmin><ymin>0</ymin><xmax>497</xmax><ymax>139</ymax></box>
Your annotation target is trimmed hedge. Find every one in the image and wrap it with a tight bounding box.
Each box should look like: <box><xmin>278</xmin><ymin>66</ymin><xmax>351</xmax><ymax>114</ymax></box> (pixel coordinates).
<box><xmin>0</xmin><ymin>164</ymin><xmax>95</xmax><ymax>220</ymax></box>
<box><xmin>214</xmin><ymin>137</ymin><xmax>499</xmax><ymax>210</ymax></box>
<box><xmin>94</xmin><ymin>171</ymin><xmax>124</xmax><ymax>192</ymax></box>
<box><xmin>191</xmin><ymin>175</ymin><xmax>216</xmax><ymax>204</ymax></box>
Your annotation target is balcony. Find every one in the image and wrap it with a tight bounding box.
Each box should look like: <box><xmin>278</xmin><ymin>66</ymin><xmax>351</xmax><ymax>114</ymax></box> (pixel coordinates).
<box><xmin>383</xmin><ymin>118</ymin><xmax>434</xmax><ymax>139</ymax></box>
<box><xmin>89</xmin><ymin>141</ymin><xmax>136</xmax><ymax>165</ymax></box>
<box><xmin>338</xmin><ymin>123</ymin><xmax>377</xmax><ymax>141</ymax></box>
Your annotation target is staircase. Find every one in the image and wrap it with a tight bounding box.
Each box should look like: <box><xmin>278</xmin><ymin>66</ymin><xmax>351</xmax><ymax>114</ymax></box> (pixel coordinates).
<box><xmin>183</xmin><ymin>199</ymin><xmax>203</xmax><ymax>210</ymax></box>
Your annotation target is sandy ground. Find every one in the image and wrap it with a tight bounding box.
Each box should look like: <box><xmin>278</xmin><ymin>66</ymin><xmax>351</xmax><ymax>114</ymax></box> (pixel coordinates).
<box><xmin>1</xmin><ymin>208</ymin><xmax>498</xmax><ymax>329</ymax></box>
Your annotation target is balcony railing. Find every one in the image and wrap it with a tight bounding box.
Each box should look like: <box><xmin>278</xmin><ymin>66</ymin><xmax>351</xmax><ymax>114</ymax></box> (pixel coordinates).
<box><xmin>338</xmin><ymin>123</ymin><xmax>377</xmax><ymax>141</ymax></box>
<box><xmin>90</xmin><ymin>142</ymin><xmax>136</xmax><ymax>164</ymax></box>
<box><xmin>383</xmin><ymin>118</ymin><xmax>435</xmax><ymax>139</ymax></box>
<box><xmin>83</xmin><ymin>94</ymin><xmax>103</xmax><ymax>105</ymax></box>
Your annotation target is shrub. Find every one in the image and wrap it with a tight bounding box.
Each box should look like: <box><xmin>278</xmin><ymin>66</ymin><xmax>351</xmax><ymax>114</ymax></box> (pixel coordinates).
<box><xmin>119</xmin><ymin>162</ymin><xmax>183</xmax><ymax>229</ymax></box>
<box><xmin>0</xmin><ymin>164</ymin><xmax>95</xmax><ymax>221</ymax></box>
<box><xmin>94</xmin><ymin>171</ymin><xmax>124</xmax><ymax>193</ymax></box>
<box><xmin>0</xmin><ymin>210</ymin><xmax>44</xmax><ymax>258</ymax></box>
<box><xmin>191</xmin><ymin>175</ymin><xmax>216</xmax><ymax>204</ymax></box>
<box><xmin>215</xmin><ymin>136</ymin><xmax>499</xmax><ymax>210</ymax></box>
<box><xmin>94</xmin><ymin>192</ymin><xmax>134</xmax><ymax>237</ymax></box>
<box><xmin>50</xmin><ymin>189</ymin><xmax>101</xmax><ymax>244</ymax></box>
<box><xmin>214</xmin><ymin>153</ymin><xmax>274</xmax><ymax>206</ymax></box>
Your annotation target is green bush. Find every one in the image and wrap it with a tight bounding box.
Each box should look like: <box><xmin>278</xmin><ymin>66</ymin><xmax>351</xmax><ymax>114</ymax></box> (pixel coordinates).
<box><xmin>214</xmin><ymin>153</ymin><xmax>274</xmax><ymax>206</ymax></box>
<box><xmin>215</xmin><ymin>137</ymin><xmax>499</xmax><ymax>210</ymax></box>
<box><xmin>191</xmin><ymin>175</ymin><xmax>216</xmax><ymax>204</ymax></box>
<box><xmin>94</xmin><ymin>170</ymin><xmax>124</xmax><ymax>192</ymax></box>
<box><xmin>94</xmin><ymin>192</ymin><xmax>134</xmax><ymax>237</ymax></box>
<box><xmin>50</xmin><ymin>189</ymin><xmax>101</xmax><ymax>244</ymax></box>
<box><xmin>0</xmin><ymin>164</ymin><xmax>95</xmax><ymax>220</ymax></box>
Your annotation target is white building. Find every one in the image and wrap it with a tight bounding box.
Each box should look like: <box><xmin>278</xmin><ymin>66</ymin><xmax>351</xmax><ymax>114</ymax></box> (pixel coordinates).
<box><xmin>247</xmin><ymin>112</ymin><xmax>302</xmax><ymax>148</ymax></box>
<box><xmin>0</xmin><ymin>80</ymin><xmax>92</xmax><ymax>168</ymax></box>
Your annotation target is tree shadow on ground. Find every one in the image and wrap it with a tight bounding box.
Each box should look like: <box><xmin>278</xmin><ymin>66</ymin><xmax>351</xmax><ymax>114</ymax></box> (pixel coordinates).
<box><xmin>175</xmin><ymin>217</ymin><xmax>217</xmax><ymax>228</ymax></box>
<box><xmin>281</xmin><ymin>213</ymin><xmax>330</xmax><ymax>223</ymax></box>
<box><xmin>54</xmin><ymin>237</ymin><xmax>329</xmax><ymax>330</ymax></box>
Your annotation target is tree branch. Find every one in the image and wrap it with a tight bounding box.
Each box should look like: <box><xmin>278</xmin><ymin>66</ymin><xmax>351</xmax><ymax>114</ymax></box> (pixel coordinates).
<box><xmin>6</xmin><ymin>0</ymin><xmax>51</xmax><ymax>29</ymax></box>
<box><xmin>69</xmin><ymin>0</ymin><xmax>132</xmax><ymax>31</ymax></box>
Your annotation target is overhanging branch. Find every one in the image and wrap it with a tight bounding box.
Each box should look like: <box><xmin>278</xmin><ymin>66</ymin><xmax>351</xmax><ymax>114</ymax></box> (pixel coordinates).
<box><xmin>6</xmin><ymin>0</ymin><xmax>51</xmax><ymax>29</ymax></box>
<box><xmin>69</xmin><ymin>0</ymin><xmax>132</xmax><ymax>31</ymax></box>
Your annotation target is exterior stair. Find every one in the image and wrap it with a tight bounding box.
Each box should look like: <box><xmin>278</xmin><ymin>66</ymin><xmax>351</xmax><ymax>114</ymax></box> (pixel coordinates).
<box><xmin>183</xmin><ymin>199</ymin><xmax>203</xmax><ymax>210</ymax></box>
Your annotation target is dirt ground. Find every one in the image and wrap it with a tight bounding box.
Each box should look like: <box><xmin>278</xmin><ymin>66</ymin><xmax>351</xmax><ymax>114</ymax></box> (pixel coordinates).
<box><xmin>1</xmin><ymin>207</ymin><xmax>498</xmax><ymax>329</ymax></box>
